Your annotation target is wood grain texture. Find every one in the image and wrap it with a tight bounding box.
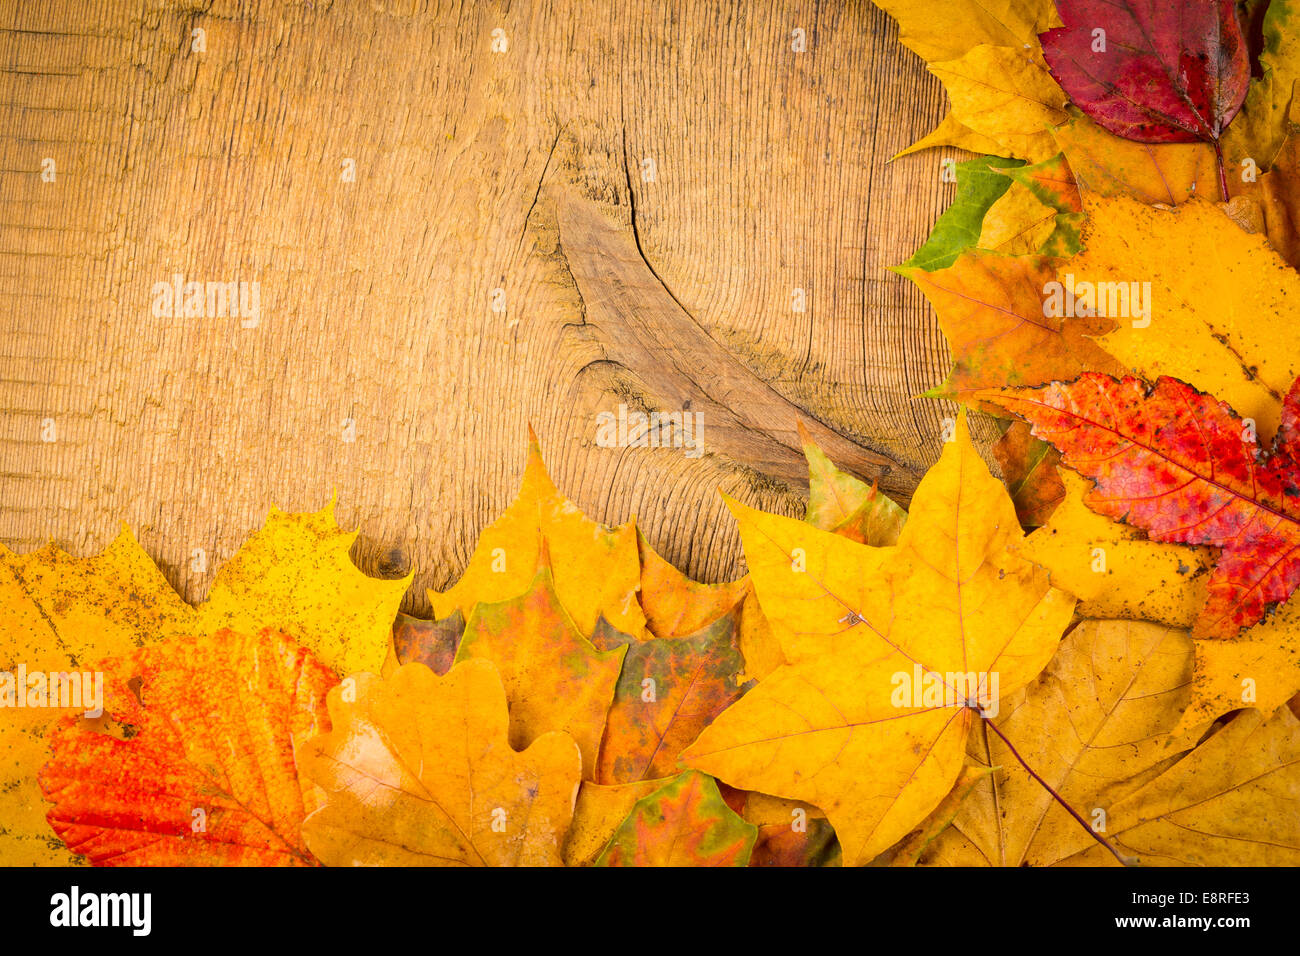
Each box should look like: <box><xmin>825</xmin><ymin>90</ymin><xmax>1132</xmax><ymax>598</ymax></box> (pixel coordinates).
<box><xmin>0</xmin><ymin>0</ymin><xmax>974</xmax><ymax>613</ymax></box>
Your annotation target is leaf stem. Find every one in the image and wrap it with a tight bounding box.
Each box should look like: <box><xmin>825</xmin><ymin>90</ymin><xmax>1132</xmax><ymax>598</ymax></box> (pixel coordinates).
<box><xmin>1214</xmin><ymin>138</ymin><xmax>1229</xmax><ymax>202</ymax></box>
<box><xmin>980</xmin><ymin>713</ymin><xmax>1132</xmax><ymax>867</ymax></box>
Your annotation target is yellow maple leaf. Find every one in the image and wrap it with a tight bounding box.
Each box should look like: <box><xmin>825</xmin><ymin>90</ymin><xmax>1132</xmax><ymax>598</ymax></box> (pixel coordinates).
<box><xmin>872</xmin><ymin>0</ymin><xmax>1066</xmax><ymax>161</ymax></box>
<box><xmin>197</xmin><ymin>501</ymin><xmax>411</xmax><ymax>676</ymax></box>
<box><xmin>301</xmin><ymin>660</ymin><xmax>582</xmax><ymax>866</ymax></box>
<box><xmin>738</xmin><ymin>426</ymin><xmax>909</xmax><ymax>683</ymax></box>
<box><xmin>428</xmin><ymin>430</ymin><xmax>647</xmax><ymax>641</ymax></box>
<box><xmin>881</xmin><ymin>764</ymin><xmax>993</xmax><ymax>866</ymax></box>
<box><xmin>735</xmin><ymin>587</ymin><xmax>784</xmax><ymax>684</ymax></box>
<box><xmin>683</xmin><ymin>413</ymin><xmax>1075</xmax><ymax>865</ymax></box>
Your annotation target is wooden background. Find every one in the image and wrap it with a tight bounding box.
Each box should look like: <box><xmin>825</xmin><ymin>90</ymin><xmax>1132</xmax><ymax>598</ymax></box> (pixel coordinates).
<box><xmin>0</xmin><ymin>0</ymin><xmax>967</xmax><ymax>614</ymax></box>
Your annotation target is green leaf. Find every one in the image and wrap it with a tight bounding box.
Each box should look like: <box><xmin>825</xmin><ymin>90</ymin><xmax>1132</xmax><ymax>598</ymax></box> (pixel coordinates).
<box><xmin>901</xmin><ymin>156</ymin><xmax>1023</xmax><ymax>271</ymax></box>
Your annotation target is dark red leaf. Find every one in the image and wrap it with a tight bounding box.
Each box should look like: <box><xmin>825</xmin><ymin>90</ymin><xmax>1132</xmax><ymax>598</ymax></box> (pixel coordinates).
<box><xmin>1040</xmin><ymin>0</ymin><xmax>1250</xmax><ymax>145</ymax></box>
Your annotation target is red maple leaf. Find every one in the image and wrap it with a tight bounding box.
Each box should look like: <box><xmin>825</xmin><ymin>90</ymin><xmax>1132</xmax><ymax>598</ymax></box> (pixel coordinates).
<box><xmin>981</xmin><ymin>373</ymin><xmax>1300</xmax><ymax>639</ymax></box>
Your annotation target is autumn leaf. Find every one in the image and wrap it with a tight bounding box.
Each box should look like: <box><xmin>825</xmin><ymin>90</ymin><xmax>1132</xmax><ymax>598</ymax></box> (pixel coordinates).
<box><xmin>391</xmin><ymin>608</ymin><xmax>464</xmax><ymax>676</ymax></box>
<box><xmin>998</xmin><ymin>153</ymin><xmax>1084</xmax><ymax>255</ymax></box>
<box><xmin>915</xmin><ymin>617</ymin><xmax>1300</xmax><ymax>865</ymax></box>
<box><xmin>1075</xmin><ymin>706</ymin><xmax>1300</xmax><ymax>865</ymax></box>
<box><xmin>734</xmin><ymin>587</ymin><xmax>784</xmax><ymax>684</ymax></box>
<box><xmin>927</xmin><ymin>702</ymin><xmax>1300</xmax><ymax>864</ymax></box>
<box><xmin>563</xmin><ymin>779</ymin><xmax>661</xmax><ymax>867</ymax></box>
<box><xmin>1229</xmin><ymin>85</ymin><xmax>1300</xmax><ymax>270</ymax></box>
<box><xmin>992</xmin><ymin>419</ymin><xmax>1066</xmax><ymax>527</ymax></box>
<box><xmin>0</xmin><ymin>530</ymin><xmax>200</xmax><ymax>865</ymax></box>
<box><xmin>39</xmin><ymin>629</ymin><xmax>335</xmax><ymax>866</ymax></box>
<box><xmin>593</xmin><ymin>771</ymin><xmax>757</xmax><ymax>867</ymax></box>
<box><xmin>1011</xmin><ymin>470</ymin><xmax>1298</xmax><ymax>739</ymax></box>
<box><xmin>873</xmin><ymin>0</ymin><xmax>1061</xmax><ymax>62</ymax></box>
<box><xmin>925</xmin><ymin>45</ymin><xmax>1069</xmax><ymax>162</ymax></box>
<box><xmin>301</xmin><ymin>660</ymin><xmax>582</xmax><ymax>866</ymax></box>
<box><xmin>719</xmin><ymin>495</ymin><xmax>893</xmax><ymax>666</ymax></box>
<box><xmin>735</xmin><ymin>428</ymin><xmax>907</xmax><ymax>683</ymax></box>
<box><xmin>881</xmin><ymin>764</ymin><xmax>993</xmax><ymax>865</ymax></box>
<box><xmin>1072</xmin><ymin>196</ymin><xmax>1300</xmax><ymax>437</ymax></box>
<box><xmin>1002</xmin><ymin>152</ymin><xmax>1082</xmax><ymax>213</ymax></box>
<box><xmin>982</xmin><ymin>373</ymin><xmax>1300</xmax><ymax>638</ymax></box>
<box><xmin>2</xmin><ymin>503</ymin><xmax>415</xmax><ymax>865</ymax></box>
<box><xmin>1018</xmin><ymin>470</ymin><xmax>1213</xmax><ymax>626</ymax></box>
<box><xmin>454</xmin><ymin>563</ymin><xmax>623</xmax><ymax>779</ymax></box>
<box><xmin>590</xmin><ymin>614</ymin><xmax>748</xmax><ymax>785</ymax></box>
<box><xmin>1223</xmin><ymin>0</ymin><xmax>1300</xmax><ymax>168</ymax></box>
<box><xmin>900</xmin><ymin>251</ymin><xmax>1121</xmax><ymax>399</ymax></box>
<box><xmin>742</xmin><ymin>792</ymin><xmax>841</xmax><ymax>867</ymax></box>
<box><xmin>196</xmin><ymin>501</ymin><xmax>411</xmax><ymax>676</ymax></box>
<box><xmin>429</xmin><ymin>428</ymin><xmax>647</xmax><ymax>641</ymax></box>
<box><xmin>748</xmin><ymin>819</ymin><xmax>839</xmax><ymax>867</ymax></box>
<box><xmin>901</xmin><ymin>157</ymin><xmax>1025</xmax><ymax>272</ymax></box>
<box><xmin>926</xmin><ymin>655</ymin><xmax>1300</xmax><ymax>866</ymax></box>
<box><xmin>683</xmin><ymin>413</ymin><xmax>1075</xmax><ymax>865</ymax></box>
<box><xmin>873</xmin><ymin>0</ymin><xmax>1068</xmax><ymax>161</ymax></box>
<box><xmin>1177</xmin><ymin>602</ymin><xmax>1300</xmax><ymax>738</ymax></box>
<box><xmin>914</xmin><ymin>620</ymin><xmax>1196</xmax><ymax>866</ymax></box>
<box><xmin>899</xmin><ymin>113</ymin><xmax>1006</xmax><ymax>159</ymax></box>
<box><xmin>1040</xmin><ymin>0</ymin><xmax>1250</xmax><ymax>197</ymax></box>
<box><xmin>976</xmin><ymin>181</ymin><xmax>1062</xmax><ymax>256</ymax></box>
<box><xmin>1053</xmin><ymin>111</ymin><xmax>1219</xmax><ymax>204</ymax></box>
<box><xmin>800</xmin><ymin>421</ymin><xmax>907</xmax><ymax>545</ymax></box>
<box><xmin>635</xmin><ymin>531</ymin><xmax>746</xmax><ymax>640</ymax></box>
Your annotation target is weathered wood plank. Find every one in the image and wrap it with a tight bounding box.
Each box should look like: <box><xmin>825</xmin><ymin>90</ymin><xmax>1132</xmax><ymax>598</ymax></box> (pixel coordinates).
<box><xmin>0</xmin><ymin>0</ymin><xmax>963</xmax><ymax>611</ymax></box>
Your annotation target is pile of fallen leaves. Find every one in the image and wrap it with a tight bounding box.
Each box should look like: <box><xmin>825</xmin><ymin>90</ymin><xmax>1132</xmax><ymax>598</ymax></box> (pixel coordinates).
<box><xmin>4</xmin><ymin>0</ymin><xmax>1300</xmax><ymax>867</ymax></box>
